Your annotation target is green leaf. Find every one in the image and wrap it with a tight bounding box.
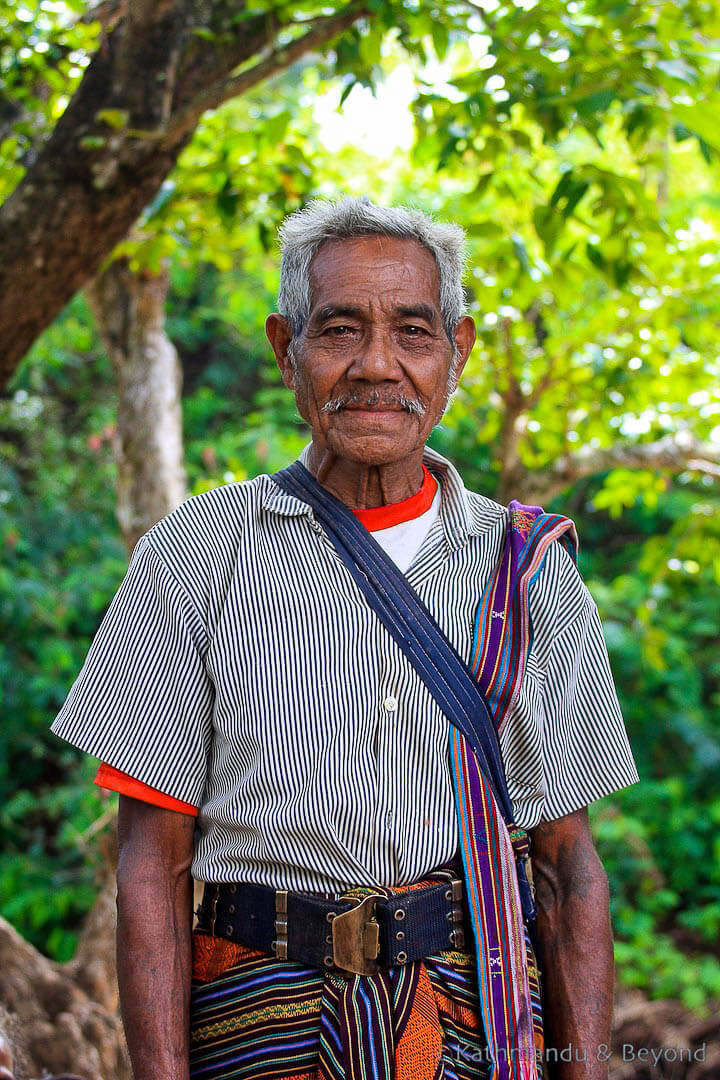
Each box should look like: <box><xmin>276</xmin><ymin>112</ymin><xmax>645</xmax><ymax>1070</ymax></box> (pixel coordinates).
<box><xmin>467</xmin><ymin>221</ymin><xmax>504</xmax><ymax>237</ymax></box>
<box><xmin>576</xmin><ymin>90</ymin><xmax>616</xmax><ymax>117</ymax></box>
<box><xmin>672</xmin><ymin>104</ymin><xmax>720</xmax><ymax>152</ymax></box>
<box><xmin>655</xmin><ymin>60</ymin><xmax>697</xmax><ymax>86</ymax></box>
<box><xmin>550</xmin><ymin>170</ymin><xmax>590</xmax><ymax>218</ymax></box>
<box><xmin>95</xmin><ymin>108</ymin><xmax>129</xmax><ymax>131</ymax></box>
<box><xmin>533</xmin><ymin>205</ymin><xmax>563</xmax><ymax>258</ymax></box>
<box><xmin>339</xmin><ymin>79</ymin><xmax>357</xmax><ymax>107</ymax></box>
<box><xmin>586</xmin><ymin>242</ymin><xmax>607</xmax><ymax>271</ymax></box>
<box><xmin>430</xmin><ymin>21</ymin><xmax>449</xmax><ymax>62</ymax></box>
<box><xmin>512</xmin><ymin>236</ymin><xmax>530</xmax><ymax>272</ymax></box>
<box><xmin>78</xmin><ymin>135</ymin><xmax>106</xmax><ymax>150</ymax></box>
<box><xmin>473</xmin><ymin>171</ymin><xmax>494</xmax><ymax>197</ymax></box>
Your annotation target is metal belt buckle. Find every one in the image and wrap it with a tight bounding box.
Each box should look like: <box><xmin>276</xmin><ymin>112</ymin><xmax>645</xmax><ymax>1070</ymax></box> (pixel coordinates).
<box><xmin>332</xmin><ymin>893</ymin><xmax>382</xmax><ymax>975</ymax></box>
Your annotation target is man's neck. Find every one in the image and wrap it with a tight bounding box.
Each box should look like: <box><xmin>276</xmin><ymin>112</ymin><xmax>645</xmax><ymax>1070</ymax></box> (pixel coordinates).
<box><xmin>307</xmin><ymin>442</ymin><xmax>425</xmax><ymax>511</ymax></box>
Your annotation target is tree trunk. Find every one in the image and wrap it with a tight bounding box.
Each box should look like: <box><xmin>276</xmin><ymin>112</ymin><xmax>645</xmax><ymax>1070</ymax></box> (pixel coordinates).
<box><xmin>86</xmin><ymin>258</ymin><xmax>187</xmax><ymax>550</ymax></box>
<box><xmin>0</xmin><ymin>832</ymin><xmax>130</xmax><ymax>1080</ymax></box>
<box><xmin>0</xmin><ymin>1</ymin><xmax>367</xmax><ymax>384</ymax></box>
<box><xmin>0</xmin><ymin>262</ymin><xmax>192</xmax><ymax>1076</ymax></box>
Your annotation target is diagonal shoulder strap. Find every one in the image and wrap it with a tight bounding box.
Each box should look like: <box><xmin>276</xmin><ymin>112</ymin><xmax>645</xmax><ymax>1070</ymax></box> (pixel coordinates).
<box><xmin>273</xmin><ymin>461</ymin><xmax>515</xmax><ymax>824</ymax></box>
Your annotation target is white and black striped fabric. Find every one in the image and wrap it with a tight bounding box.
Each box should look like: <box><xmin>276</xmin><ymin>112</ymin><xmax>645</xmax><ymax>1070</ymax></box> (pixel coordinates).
<box><xmin>51</xmin><ymin>447</ymin><xmax>638</xmax><ymax>891</ymax></box>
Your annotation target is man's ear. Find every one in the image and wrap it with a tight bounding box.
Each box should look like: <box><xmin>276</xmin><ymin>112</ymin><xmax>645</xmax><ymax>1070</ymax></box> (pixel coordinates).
<box><xmin>450</xmin><ymin>315</ymin><xmax>476</xmax><ymax>390</ymax></box>
<box><xmin>266</xmin><ymin>314</ymin><xmax>296</xmax><ymax>388</ymax></box>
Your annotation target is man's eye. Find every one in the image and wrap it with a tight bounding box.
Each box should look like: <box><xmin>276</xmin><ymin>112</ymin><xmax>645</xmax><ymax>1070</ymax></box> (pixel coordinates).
<box><xmin>401</xmin><ymin>325</ymin><xmax>428</xmax><ymax>336</ymax></box>
<box><xmin>325</xmin><ymin>325</ymin><xmax>353</xmax><ymax>336</ymax></box>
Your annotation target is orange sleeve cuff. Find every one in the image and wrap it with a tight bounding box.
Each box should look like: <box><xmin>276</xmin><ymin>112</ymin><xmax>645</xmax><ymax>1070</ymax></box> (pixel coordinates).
<box><xmin>95</xmin><ymin>763</ymin><xmax>199</xmax><ymax>817</ymax></box>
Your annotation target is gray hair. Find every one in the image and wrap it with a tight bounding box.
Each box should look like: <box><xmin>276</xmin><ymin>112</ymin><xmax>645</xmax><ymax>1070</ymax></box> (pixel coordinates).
<box><xmin>277</xmin><ymin>197</ymin><xmax>468</xmax><ymax>344</ymax></box>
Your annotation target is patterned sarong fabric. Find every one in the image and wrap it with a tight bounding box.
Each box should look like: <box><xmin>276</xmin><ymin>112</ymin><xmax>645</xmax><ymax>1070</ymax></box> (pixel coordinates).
<box><xmin>189</xmin><ymin>870</ymin><xmax>490</xmax><ymax>1080</ymax></box>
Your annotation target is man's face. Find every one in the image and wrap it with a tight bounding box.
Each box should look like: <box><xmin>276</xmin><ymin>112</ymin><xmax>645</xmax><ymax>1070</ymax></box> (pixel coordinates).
<box><xmin>267</xmin><ymin>235</ymin><xmax>475</xmax><ymax>469</ymax></box>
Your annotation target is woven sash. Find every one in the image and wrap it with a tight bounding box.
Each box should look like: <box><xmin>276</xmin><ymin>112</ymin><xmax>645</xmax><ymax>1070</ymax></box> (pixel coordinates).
<box><xmin>465</xmin><ymin>500</ymin><xmax>578</xmax><ymax>1070</ymax></box>
<box><xmin>472</xmin><ymin>503</ymin><xmax>578</xmax><ymax>735</ymax></box>
<box><xmin>272</xmin><ymin>465</ymin><xmax>575</xmax><ymax>1080</ymax></box>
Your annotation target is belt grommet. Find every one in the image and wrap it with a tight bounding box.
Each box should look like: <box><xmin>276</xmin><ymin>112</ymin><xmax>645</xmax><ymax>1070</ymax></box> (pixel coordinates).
<box><xmin>323</xmin><ymin>955</ymin><xmax>334</xmax><ymax>968</ymax></box>
<box><xmin>226</xmin><ymin>924</ymin><xmax>233</xmax><ymax>935</ymax></box>
<box><xmin>395</xmin><ymin>930</ymin><xmax>405</xmax><ymax>941</ymax></box>
<box><xmin>229</xmin><ymin>904</ymin><xmax>235</xmax><ymax>914</ymax></box>
<box><xmin>229</xmin><ymin>884</ymin><xmax>237</xmax><ymax>894</ymax></box>
<box><xmin>445</xmin><ymin>889</ymin><xmax>452</xmax><ymax>901</ymax></box>
<box><xmin>326</xmin><ymin>911</ymin><xmax>337</xmax><ymax>923</ymax></box>
<box><xmin>271</xmin><ymin>940</ymin><xmax>277</xmax><ymax>954</ymax></box>
<box><xmin>393</xmin><ymin>909</ymin><xmax>406</xmax><ymax>921</ymax></box>
<box><xmin>325</xmin><ymin>934</ymin><xmax>332</xmax><ymax>945</ymax></box>
<box><xmin>396</xmin><ymin>951</ymin><xmax>408</xmax><ymax>964</ymax></box>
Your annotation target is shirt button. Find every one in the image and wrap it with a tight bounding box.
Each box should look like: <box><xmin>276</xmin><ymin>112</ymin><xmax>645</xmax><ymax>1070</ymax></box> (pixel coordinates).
<box><xmin>383</xmin><ymin>696</ymin><xmax>398</xmax><ymax>713</ymax></box>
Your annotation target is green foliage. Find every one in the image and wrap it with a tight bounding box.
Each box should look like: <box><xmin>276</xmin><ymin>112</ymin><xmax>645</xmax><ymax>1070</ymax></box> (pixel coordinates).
<box><xmin>0</xmin><ymin>0</ymin><xmax>100</xmax><ymax>199</ymax></box>
<box><xmin>0</xmin><ymin>296</ymin><xmax>124</xmax><ymax>956</ymax></box>
<box><xmin>584</xmin><ymin>484</ymin><xmax>720</xmax><ymax>1009</ymax></box>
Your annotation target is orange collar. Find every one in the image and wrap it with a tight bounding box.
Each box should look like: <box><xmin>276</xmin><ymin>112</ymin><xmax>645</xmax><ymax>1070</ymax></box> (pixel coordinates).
<box><xmin>353</xmin><ymin>467</ymin><xmax>439</xmax><ymax>532</ymax></box>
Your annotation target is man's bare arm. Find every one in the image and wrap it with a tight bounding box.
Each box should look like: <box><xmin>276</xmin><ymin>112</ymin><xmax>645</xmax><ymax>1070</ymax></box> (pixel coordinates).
<box><xmin>529</xmin><ymin>807</ymin><xmax>614</xmax><ymax>1080</ymax></box>
<box><xmin>116</xmin><ymin>796</ymin><xmax>196</xmax><ymax>1080</ymax></box>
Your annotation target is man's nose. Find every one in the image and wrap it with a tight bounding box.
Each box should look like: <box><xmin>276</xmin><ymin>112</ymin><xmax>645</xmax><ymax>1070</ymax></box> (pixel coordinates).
<box><xmin>348</xmin><ymin>328</ymin><xmax>402</xmax><ymax>381</ymax></box>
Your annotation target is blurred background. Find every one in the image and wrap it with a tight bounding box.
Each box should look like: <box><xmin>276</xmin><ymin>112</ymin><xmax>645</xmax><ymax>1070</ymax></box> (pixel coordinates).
<box><xmin>1</xmin><ymin>0</ymin><xmax>719</xmax><ymax>1076</ymax></box>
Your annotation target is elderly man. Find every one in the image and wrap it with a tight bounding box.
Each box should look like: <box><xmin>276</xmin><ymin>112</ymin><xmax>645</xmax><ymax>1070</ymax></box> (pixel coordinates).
<box><xmin>52</xmin><ymin>198</ymin><xmax>637</xmax><ymax>1080</ymax></box>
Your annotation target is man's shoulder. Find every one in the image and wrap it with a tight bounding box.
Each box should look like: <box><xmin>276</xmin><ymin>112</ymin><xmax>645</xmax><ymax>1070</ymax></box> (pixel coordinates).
<box><xmin>145</xmin><ymin>473</ymin><xmax>274</xmax><ymax>551</ymax></box>
<box><xmin>462</xmin><ymin>487</ymin><xmax>508</xmax><ymax>534</ymax></box>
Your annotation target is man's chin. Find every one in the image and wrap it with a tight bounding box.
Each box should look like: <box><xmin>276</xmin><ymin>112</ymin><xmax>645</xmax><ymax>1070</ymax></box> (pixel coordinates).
<box><xmin>324</xmin><ymin>427</ymin><xmax>425</xmax><ymax>468</ymax></box>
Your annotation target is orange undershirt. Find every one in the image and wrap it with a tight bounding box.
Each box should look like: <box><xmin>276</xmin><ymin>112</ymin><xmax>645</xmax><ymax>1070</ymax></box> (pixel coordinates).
<box><xmin>353</xmin><ymin>466</ymin><xmax>437</xmax><ymax>530</ymax></box>
<box><xmin>95</xmin><ymin>762</ymin><xmax>200</xmax><ymax>815</ymax></box>
<box><xmin>95</xmin><ymin>466</ymin><xmax>439</xmax><ymax>816</ymax></box>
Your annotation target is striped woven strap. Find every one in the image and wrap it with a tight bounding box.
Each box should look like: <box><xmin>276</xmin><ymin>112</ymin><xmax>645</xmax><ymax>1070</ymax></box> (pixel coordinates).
<box><xmin>472</xmin><ymin>501</ymin><xmax>578</xmax><ymax>736</ymax></box>
<box><xmin>460</xmin><ymin>500</ymin><xmax>577</xmax><ymax>1079</ymax></box>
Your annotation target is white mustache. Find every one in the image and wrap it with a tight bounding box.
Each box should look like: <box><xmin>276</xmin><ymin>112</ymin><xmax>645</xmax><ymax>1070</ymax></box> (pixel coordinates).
<box><xmin>321</xmin><ymin>390</ymin><xmax>426</xmax><ymax>416</ymax></box>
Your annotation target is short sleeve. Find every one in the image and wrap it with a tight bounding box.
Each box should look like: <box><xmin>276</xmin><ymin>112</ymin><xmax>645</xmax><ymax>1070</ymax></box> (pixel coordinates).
<box><xmin>51</xmin><ymin>536</ymin><xmax>214</xmax><ymax>807</ymax></box>
<box><xmin>539</xmin><ymin>591</ymin><xmax>639</xmax><ymax>822</ymax></box>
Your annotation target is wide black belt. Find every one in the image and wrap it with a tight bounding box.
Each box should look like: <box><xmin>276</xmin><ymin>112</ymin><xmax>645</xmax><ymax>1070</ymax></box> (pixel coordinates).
<box><xmin>196</xmin><ymin>874</ymin><xmax>470</xmax><ymax>976</ymax></box>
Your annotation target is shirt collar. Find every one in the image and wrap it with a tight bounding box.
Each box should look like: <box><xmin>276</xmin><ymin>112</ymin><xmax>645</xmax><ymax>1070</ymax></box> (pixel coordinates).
<box><xmin>261</xmin><ymin>442</ymin><xmax>500</xmax><ymax>551</ymax></box>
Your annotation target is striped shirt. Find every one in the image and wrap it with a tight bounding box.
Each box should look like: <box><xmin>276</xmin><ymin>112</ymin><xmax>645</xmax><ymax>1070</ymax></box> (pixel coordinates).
<box><xmin>51</xmin><ymin>446</ymin><xmax>638</xmax><ymax>891</ymax></box>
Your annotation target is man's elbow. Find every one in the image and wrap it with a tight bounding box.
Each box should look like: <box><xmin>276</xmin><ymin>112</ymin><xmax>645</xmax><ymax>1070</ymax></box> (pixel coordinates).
<box><xmin>116</xmin><ymin>797</ymin><xmax>195</xmax><ymax>914</ymax></box>
<box><xmin>530</xmin><ymin>808</ymin><xmax>611</xmax><ymax>927</ymax></box>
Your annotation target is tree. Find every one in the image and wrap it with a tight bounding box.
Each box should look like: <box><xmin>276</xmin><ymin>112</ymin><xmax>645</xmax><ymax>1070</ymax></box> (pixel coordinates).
<box><xmin>2</xmin><ymin>0</ymin><xmax>719</xmax><ymax>382</ymax></box>
<box><xmin>0</xmin><ymin>0</ymin><xmax>370</xmax><ymax>380</ymax></box>
<box><xmin>86</xmin><ymin>262</ymin><xmax>187</xmax><ymax>551</ymax></box>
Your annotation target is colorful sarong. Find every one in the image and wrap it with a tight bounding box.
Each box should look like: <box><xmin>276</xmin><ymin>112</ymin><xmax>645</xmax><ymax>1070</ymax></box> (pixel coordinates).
<box><xmin>189</xmin><ymin>869</ymin><xmax>491</xmax><ymax>1080</ymax></box>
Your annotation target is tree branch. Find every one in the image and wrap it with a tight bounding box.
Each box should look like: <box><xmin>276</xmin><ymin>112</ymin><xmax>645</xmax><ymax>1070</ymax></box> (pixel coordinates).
<box><xmin>127</xmin><ymin>0</ymin><xmax>179</xmax><ymax>31</ymax></box>
<box><xmin>516</xmin><ymin>434</ymin><xmax>720</xmax><ymax>506</ymax></box>
<box><xmin>81</xmin><ymin>0</ymin><xmax>128</xmax><ymax>28</ymax></box>
<box><xmin>0</xmin><ymin>0</ymin><xmax>370</xmax><ymax>383</ymax></box>
<box><xmin>161</xmin><ymin>4</ymin><xmax>369</xmax><ymax>146</ymax></box>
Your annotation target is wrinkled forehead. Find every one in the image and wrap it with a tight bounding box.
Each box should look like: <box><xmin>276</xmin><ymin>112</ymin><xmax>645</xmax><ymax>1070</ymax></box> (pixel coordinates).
<box><xmin>307</xmin><ymin>235</ymin><xmax>441</xmax><ymax>316</ymax></box>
